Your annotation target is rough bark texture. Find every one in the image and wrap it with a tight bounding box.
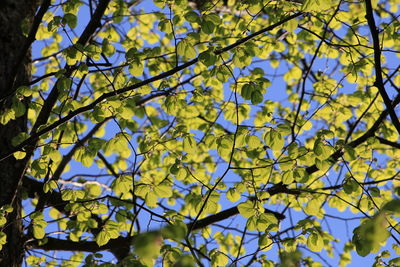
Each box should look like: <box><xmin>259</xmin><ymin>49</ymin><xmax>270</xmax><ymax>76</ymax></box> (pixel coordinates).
<box><xmin>0</xmin><ymin>0</ymin><xmax>37</xmax><ymax>266</ymax></box>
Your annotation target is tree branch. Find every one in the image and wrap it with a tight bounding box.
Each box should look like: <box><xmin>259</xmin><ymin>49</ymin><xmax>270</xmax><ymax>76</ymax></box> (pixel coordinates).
<box><xmin>375</xmin><ymin>136</ymin><xmax>400</xmax><ymax>149</ymax></box>
<box><xmin>364</xmin><ymin>0</ymin><xmax>400</xmax><ymax>136</ymax></box>
<box><xmin>4</xmin><ymin>0</ymin><xmax>51</xmax><ymax>99</ymax></box>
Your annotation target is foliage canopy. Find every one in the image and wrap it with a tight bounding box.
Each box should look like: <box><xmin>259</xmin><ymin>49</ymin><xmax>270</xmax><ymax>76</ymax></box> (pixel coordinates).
<box><xmin>0</xmin><ymin>0</ymin><xmax>400</xmax><ymax>266</ymax></box>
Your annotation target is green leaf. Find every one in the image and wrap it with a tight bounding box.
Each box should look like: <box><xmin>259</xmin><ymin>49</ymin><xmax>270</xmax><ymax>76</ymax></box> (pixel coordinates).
<box><xmin>0</xmin><ymin>216</ymin><xmax>6</xmax><ymax>227</ymax></box>
<box><xmin>264</xmin><ymin>129</ymin><xmax>284</xmax><ymax>152</ymax></box>
<box><xmin>211</xmin><ymin>251</ymin><xmax>228</xmax><ymax>267</ymax></box>
<box><xmin>43</xmin><ymin>180</ymin><xmax>58</xmax><ymax>193</ymax></box>
<box><xmin>161</xmin><ymin>221</ymin><xmax>187</xmax><ymax>241</ymax></box>
<box><xmin>96</xmin><ymin>230</ymin><xmax>111</xmax><ymax>247</ymax></box>
<box><xmin>352</xmin><ymin>215</ymin><xmax>391</xmax><ymax>257</ymax></box>
<box><xmin>198</xmin><ymin>51</ymin><xmax>216</xmax><ymax>67</ymax></box>
<box><xmin>258</xmin><ymin>234</ymin><xmax>273</xmax><ymax>251</ymax></box>
<box><xmin>247</xmin><ymin>135</ymin><xmax>261</xmax><ymax>149</ymax></box>
<box><xmin>176</xmin><ymin>40</ymin><xmax>196</xmax><ymax>58</ymax></box>
<box><xmin>201</xmin><ymin>20</ymin><xmax>215</xmax><ymax>34</ymax></box>
<box><xmin>61</xmin><ymin>189</ymin><xmax>74</xmax><ymax>201</ymax></box>
<box><xmin>251</xmin><ymin>90</ymin><xmax>263</xmax><ymax>105</ymax></box>
<box><xmin>241</xmin><ymin>83</ymin><xmax>253</xmax><ymax>100</ymax></box>
<box><xmin>33</xmin><ymin>225</ymin><xmax>45</xmax><ymax>239</ymax></box>
<box><xmin>307</xmin><ymin>232</ymin><xmax>324</xmax><ymax>252</ymax></box>
<box><xmin>13</xmin><ymin>100</ymin><xmax>26</xmax><ymax>118</ymax></box>
<box><xmin>57</xmin><ymin>77</ymin><xmax>72</xmax><ymax>91</ymax></box>
<box><xmin>313</xmin><ymin>139</ymin><xmax>334</xmax><ymax>160</ymax></box>
<box><xmin>102</xmin><ymin>38</ymin><xmax>115</xmax><ymax>57</ymax></box>
<box><xmin>133</xmin><ymin>232</ymin><xmax>162</xmax><ymax>263</ymax></box>
<box><xmin>184</xmin><ymin>11</ymin><xmax>200</xmax><ymax>23</ymax></box>
<box><xmin>154</xmin><ymin>184</ymin><xmax>173</xmax><ymax>198</ymax></box>
<box><xmin>203</xmin><ymin>13</ymin><xmax>221</xmax><ymax>26</ymax></box>
<box><xmin>281</xmin><ymin>170</ymin><xmax>294</xmax><ymax>185</ymax></box>
<box><xmin>129</xmin><ymin>59</ymin><xmax>144</xmax><ymax>77</ymax></box>
<box><xmin>145</xmin><ymin>191</ymin><xmax>158</xmax><ymax>208</ymax></box>
<box><xmin>183</xmin><ymin>136</ymin><xmax>197</xmax><ymax>154</ymax></box>
<box><xmin>63</xmin><ymin>13</ymin><xmax>77</xmax><ymax>28</ymax></box>
<box><xmin>304</xmin><ymin>199</ymin><xmax>324</xmax><ymax>218</ymax></box>
<box><xmin>257</xmin><ymin>213</ymin><xmax>279</xmax><ymax>232</ymax></box>
<box><xmin>238</xmin><ymin>200</ymin><xmax>259</xmax><ymax>218</ymax></box>
<box><xmin>302</xmin><ymin>0</ymin><xmax>335</xmax><ymax>12</ymax></box>
<box><xmin>158</xmin><ymin>19</ymin><xmax>172</xmax><ymax>33</ymax></box>
<box><xmin>226</xmin><ymin>188</ymin><xmax>241</xmax><ymax>202</ymax></box>
<box><xmin>382</xmin><ymin>199</ymin><xmax>400</xmax><ymax>213</ymax></box>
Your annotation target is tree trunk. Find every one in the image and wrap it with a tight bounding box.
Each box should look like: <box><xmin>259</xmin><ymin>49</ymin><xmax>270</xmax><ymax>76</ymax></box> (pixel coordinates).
<box><xmin>0</xmin><ymin>1</ymin><xmax>37</xmax><ymax>266</ymax></box>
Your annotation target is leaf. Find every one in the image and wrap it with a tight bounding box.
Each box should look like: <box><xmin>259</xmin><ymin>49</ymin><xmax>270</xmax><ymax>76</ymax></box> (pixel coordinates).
<box><xmin>251</xmin><ymin>90</ymin><xmax>263</xmax><ymax>105</ymax></box>
<box><xmin>0</xmin><ymin>216</ymin><xmax>6</xmax><ymax>227</ymax></box>
<box><xmin>258</xmin><ymin>234</ymin><xmax>273</xmax><ymax>251</ymax></box>
<box><xmin>161</xmin><ymin>221</ymin><xmax>187</xmax><ymax>241</ymax></box>
<box><xmin>257</xmin><ymin>213</ymin><xmax>279</xmax><ymax>232</ymax></box>
<box><xmin>264</xmin><ymin>129</ymin><xmax>284</xmax><ymax>151</ymax></box>
<box><xmin>183</xmin><ymin>136</ymin><xmax>197</xmax><ymax>154</ymax></box>
<box><xmin>96</xmin><ymin>230</ymin><xmax>111</xmax><ymax>247</ymax></box>
<box><xmin>63</xmin><ymin>13</ymin><xmax>77</xmax><ymax>28</ymax></box>
<box><xmin>247</xmin><ymin>135</ymin><xmax>261</xmax><ymax>149</ymax></box>
<box><xmin>304</xmin><ymin>199</ymin><xmax>324</xmax><ymax>218</ymax></box>
<box><xmin>102</xmin><ymin>39</ymin><xmax>115</xmax><ymax>57</ymax></box>
<box><xmin>43</xmin><ymin>180</ymin><xmax>58</xmax><ymax>193</ymax></box>
<box><xmin>133</xmin><ymin>233</ymin><xmax>162</xmax><ymax>263</ymax></box>
<box><xmin>0</xmin><ymin>232</ymin><xmax>6</xmax><ymax>245</ymax></box>
<box><xmin>129</xmin><ymin>59</ymin><xmax>144</xmax><ymax>77</ymax></box>
<box><xmin>198</xmin><ymin>51</ymin><xmax>216</xmax><ymax>67</ymax></box>
<box><xmin>307</xmin><ymin>232</ymin><xmax>323</xmax><ymax>252</ymax></box>
<box><xmin>61</xmin><ymin>189</ymin><xmax>74</xmax><ymax>201</ymax></box>
<box><xmin>241</xmin><ymin>83</ymin><xmax>253</xmax><ymax>100</ymax></box>
<box><xmin>313</xmin><ymin>139</ymin><xmax>333</xmax><ymax>160</ymax></box>
<box><xmin>176</xmin><ymin>167</ymin><xmax>188</xmax><ymax>180</ymax></box>
<box><xmin>282</xmin><ymin>170</ymin><xmax>294</xmax><ymax>184</ymax></box>
<box><xmin>302</xmin><ymin>0</ymin><xmax>334</xmax><ymax>12</ymax></box>
<box><xmin>154</xmin><ymin>184</ymin><xmax>173</xmax><ymax>198</ymax></box>
<box><xmin>203</xmin><ymin>13</ymin><xmax>221</xmax><ymax>25</ymax></box>
<box><xmin>184</xmin><ymin>11</ymin><xmax>200</xmax><ymax>23</ymax></box>
<box><xmin>33</xmin><ymin>225</ymin><xmax>45</xmax><ymax>239</ymax></box>
<box><xmin>211</xmin><ymin>251</ymin><xmax>228</xmax><ymax>267</ymax></box>
<box><xmin>201</xmin><ymin>20</ymin><xmax>215</xmax><ymax>34</ymax></box>
<box><xmin>226</xmin><ymin>188</ymin><xmax>241</xmax><ymax>202</ymax></box>
<box><xmin>176</xmin><ymin>40</ymin><xmax>196</xmax><ymax>58</ymax></box>
<box><xmin>145</xmin><ymin>191</ymin><xmax>158</xmax><ymax>208</ymax></box>
<box><xmin>382</xmin><ymin>199</ymin><xmax>400</xmax><ymax>213</ymax></box>
<box><xmin>352</xmin><ymin>215</ymin><xmax>391</xmax><ymax>257</ymax></box>
<box><xmin>158</xmin><ymin>19</ymin><xmax>172</xmax><ymax>33</ymax></box>
<box><xmin>238</xmin><ymin>201</ymin><xmax>258</xmax><ymax>218</ymax></box>
<box><xmin>176</xmin><ymin>40</ymin><xmax>187</xmax><ymax>57</ymax></box>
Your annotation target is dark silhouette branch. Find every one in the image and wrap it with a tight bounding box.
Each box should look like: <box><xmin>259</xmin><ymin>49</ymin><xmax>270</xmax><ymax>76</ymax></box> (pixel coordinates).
<box><xmin>375</xmin><ymin>136</ymin><xmax>400</xmax><ymax>149</ymax></box>
<box><xmin>364</xmin><ymin>0</ymin><xmax>400</xmax><ymax>136</ymax></box>
<box><xmin>4</xmin><ymin>0</ymin><xmax>51</xmax><ymax>99</ymax></box>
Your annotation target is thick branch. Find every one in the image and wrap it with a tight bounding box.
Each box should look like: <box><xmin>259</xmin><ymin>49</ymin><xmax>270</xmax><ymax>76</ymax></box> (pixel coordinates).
<box><xmin>22</xmin><ymin>177</ymin><xmax>68</xmax><ymax>213</ymax></box>
<box><xmin>29</xmin><ymin>183</ymin><xmax>292</xmax><ymax>253</ymax></box>
<box><xmin>4</xmin><ymin>0</ymin><xmax>51</xmax><ymax>99</ymax></box>
<box><xmin>364</xmin><ymin>0</ymin><xmax>400</xmax><ymax>136</ymax></box>
<box><xmin>375</xmin><ymin>136</ymin><xmax>400</xmax><ymax>149</ymax></box>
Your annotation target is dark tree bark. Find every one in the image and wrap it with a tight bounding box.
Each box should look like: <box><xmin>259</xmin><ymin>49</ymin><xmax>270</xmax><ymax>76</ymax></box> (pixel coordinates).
<box><xmin>0</xmin><ymin>0</ymin><xmax>38</xmax><ymax>266</ymax></box>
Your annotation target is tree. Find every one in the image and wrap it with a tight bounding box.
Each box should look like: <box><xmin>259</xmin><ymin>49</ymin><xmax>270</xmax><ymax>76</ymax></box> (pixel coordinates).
<box><xmin>0</xmin><ymin>0</ymin><xmax>399</xmax><ymax>266</ymax></box>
